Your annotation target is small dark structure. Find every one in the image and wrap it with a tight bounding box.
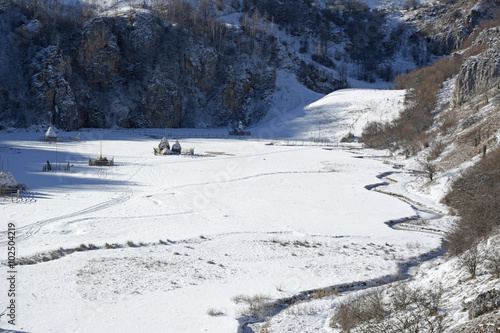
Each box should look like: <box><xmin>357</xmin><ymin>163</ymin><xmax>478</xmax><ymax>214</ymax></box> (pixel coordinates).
<box><xmin>42</xmin><ymin>161</ymin><xmax>72</xmax><ymax>172</ymax></box>
<box><xmin>89</xmin><ymin>141</ymin><xmax>114</xmax><ymax>166</ymax></box>
<box><xmin>228</xmin><ymin>121</ymin><xmax>251</xmax><ymax>136</ymax></box>
<box><xmin>89</xmin><ymin>156</ymin><xmax>114</xmax><ymax>166</ymax></box>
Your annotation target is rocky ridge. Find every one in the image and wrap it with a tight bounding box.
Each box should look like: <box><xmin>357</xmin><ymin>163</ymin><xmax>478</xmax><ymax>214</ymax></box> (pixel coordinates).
<box><xmin>0</xmin><ymin>0</ymin><xmax>497</xmax><ymax>130</ymax></box>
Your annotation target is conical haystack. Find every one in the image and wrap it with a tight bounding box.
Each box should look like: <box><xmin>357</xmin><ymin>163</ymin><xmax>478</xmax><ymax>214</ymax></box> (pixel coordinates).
<box><xmin>45</xmin><ymin>126</ymin><xmax>58</xmax><ymax>141</ymax></box>
<box><xmin>171</xmin><ymin>140</ymin><xmax>181</xmax><ymax>154</ymax></box>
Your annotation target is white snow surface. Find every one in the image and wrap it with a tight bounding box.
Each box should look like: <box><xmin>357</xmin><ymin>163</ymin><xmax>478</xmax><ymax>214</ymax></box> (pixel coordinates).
<box><xmin>0</xmin><ymin>88</ymin><xmax>448</xmax><ymax>332</ymax></box>
<box><xmin>255</xmin><ymin>82</ymin><xmax>405</xmax><ymax>141</ymax></box>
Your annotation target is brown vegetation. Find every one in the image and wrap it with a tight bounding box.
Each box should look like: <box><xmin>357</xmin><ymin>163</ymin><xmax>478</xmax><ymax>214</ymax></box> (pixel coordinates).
<box><xmin>363</xmin><ymin>55</ymin><xmax>463</xmax><ymax>154</ymax></box>
<box><xmin>442</xmin><ymin>147</ymin><xmax>500</xmax><ymax>255</ymax></box>
<box><xmin>330</xmin><ymin>284</ymin><xmax>446</xmax><ymax>332</ymax></box>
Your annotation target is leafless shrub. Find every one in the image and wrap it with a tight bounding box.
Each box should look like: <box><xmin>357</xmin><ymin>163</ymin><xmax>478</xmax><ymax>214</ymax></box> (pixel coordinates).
<box><xmin>427</xmin><ymin>141</ymin><xmax>445</xmax><ymax>161</ymax></box>
<box><xmin>423</xmin><ymin>284</ymin><xmax>444</xmax><ymax>316</ymax></box>
<box><xmin>421</xmin><ymin>162</ymin><xmax>438</xmax><ymax>181</ymax></box>
<box><xmin>235</xmin><ymin>294</ymin><xmax>275</xmax><ymax>320</ymax></box>
<box><xmin>361</xmin><ymin>121</ymin><xmax>392</xmax><ymax>149</ymax></box>
<box><xmin>330</xmin><ymin>294</ymin><xmax>362</xmax><ymax>331</ymax></box>
<box><xmin>340</xmin><ymin>132</ymin><xmax>355</xmax><ymax>143</ymax></box>
<box><xmin>485</xmin><ymin>243</ymin><xmax>500</xmax><ymax>278</ymax></box>
<box><xmin>309</xmin><ymin>136</ymin><xmax>331</xmax><ymax>143</ymax></box>
<box><xmin>386</xmin><ymin>283</ymin><xmax>447</xmax><ymax>332</ymax></box>
<box><xmin>459</xmin><ymin>244</ymin><xmax>482</xmax><ymax>278</ymax></box>
<box><xmin>391</xmin><ymin>283</ymin><xmax>415</xmax><ymax>311</ymax></box>
<box><xmin>286</xmin><ymin>303</ymin><xmax>320</xmax><ymax>316</ymax></box>
<box><xmin>363</xmin><ymin>291</ymin><xmax>386</xmax><ymax>321</ymax></box>
<box><xmin>330</xmin><ymin>290</ymin><xmax>386</xmax><ymax>331</ymax></box>
<box><xmin>439</xmin><ymin>111</ymin><xmax>458</xmax><ymax>135</ymax></box>
<box><xmin>207</xmin><ymin>308</ymin><xmax>224</xmax><ymax>316</ymax></box>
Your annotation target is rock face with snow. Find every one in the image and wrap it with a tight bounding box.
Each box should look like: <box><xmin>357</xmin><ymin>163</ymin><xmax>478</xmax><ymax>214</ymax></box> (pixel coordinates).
<box><xmin>468</xmin><ymin>289</ymin><xmax>500</xmax><ymax>319</ymax></box>
<box><xmin>30</xmin><ymin>46</ymin><xmax>78</xmax><ymax>129</ymax></box>
<box><xmin>453</xmin><ymin>27</ymin><xmax>500</xmax><ymax>106</ymax></box>
<box><xmin>0</xmin><ymin>0</ymin><xmax>497</xmax><ymax>130</ymax></box>
<box><xmin>76</xmin><ymin>18</ymin><xmax>120</xmax><ymax>86</ymax></box>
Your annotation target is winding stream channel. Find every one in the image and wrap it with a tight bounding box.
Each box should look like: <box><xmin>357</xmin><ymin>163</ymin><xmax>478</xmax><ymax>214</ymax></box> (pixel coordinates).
<box><xmin>240</xmin><ymin>159</ymin><xmax>447</xmax><ymax>333</ymax></box>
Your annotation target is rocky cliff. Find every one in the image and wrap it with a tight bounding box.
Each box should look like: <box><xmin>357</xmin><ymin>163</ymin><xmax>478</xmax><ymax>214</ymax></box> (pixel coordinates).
<box><xmin>0</xmin><ymin>0</ymin><xmax>497</xmax><ymax>130</ymax></box>
<box><xmin>453</xmin><ymin>27</ymin><xmax>500</xmax><ymax>105</ymax></box>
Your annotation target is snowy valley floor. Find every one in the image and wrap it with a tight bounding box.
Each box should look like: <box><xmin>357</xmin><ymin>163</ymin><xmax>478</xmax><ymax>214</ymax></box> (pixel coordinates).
<box><xmin>0</xmin><ymin>129</ymin><xmax>447</xmax><ymax>332</ymax></box>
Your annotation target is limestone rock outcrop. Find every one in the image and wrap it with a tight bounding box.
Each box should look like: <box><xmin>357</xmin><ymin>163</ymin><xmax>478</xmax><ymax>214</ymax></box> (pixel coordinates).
<box><xmin>453</xmin><ymin>28</ymin><xmax>500</xmax><ymax>106</ymax></box>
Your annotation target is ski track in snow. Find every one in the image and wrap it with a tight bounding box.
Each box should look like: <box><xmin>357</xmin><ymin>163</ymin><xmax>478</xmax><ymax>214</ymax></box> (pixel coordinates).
<box><xmin>0</xmin><ymin>157</ymin><xmax>151</xmax><ymax>245</ymax></box>
<box><xmin>167</xmin><ymin>170</ymin><xmax>336</xmax><ymax>192</ymax></box>
<box><xmin>0</xmin><ymin>192</ymin><xmax>131</xmax><ymax>245</ymax></box>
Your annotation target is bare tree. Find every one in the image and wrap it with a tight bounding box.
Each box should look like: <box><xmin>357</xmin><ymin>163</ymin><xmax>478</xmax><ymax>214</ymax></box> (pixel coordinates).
<box><xmin>459</xmin><ymin>244</ymin><xmax>482</xmax><ymax>278</ymax></box>
<box><xmin>485</xmin><ymin>244</ymin><xmax>500</xmax><ymax>278</ymax></box>
<box><xmin>422</xmin><ymin>162</ymin><xmax>438</xmax><ymax>181</ymax></box>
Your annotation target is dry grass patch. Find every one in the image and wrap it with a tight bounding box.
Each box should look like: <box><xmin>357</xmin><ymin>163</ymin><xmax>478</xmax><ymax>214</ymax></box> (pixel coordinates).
<box><xmin>207</xmin><ymin>308</ymin><xmax>224</xmax><ymax>316</ymax></box>
<box><xmin>233</xmin><ymin>294</ymin><xmax>276</xmax><ymax>320</ymax></box>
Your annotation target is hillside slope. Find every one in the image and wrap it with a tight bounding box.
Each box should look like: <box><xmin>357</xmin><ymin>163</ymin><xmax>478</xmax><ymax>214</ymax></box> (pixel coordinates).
<box><xmin>0</xmin><ymin>0</ymin><xmax>497</xmax><ymax>131</ymax></box>
<box><xmin>245</xmin><ymin>8</ymin><xmax>500</xmax><ymax>332</ymax></box>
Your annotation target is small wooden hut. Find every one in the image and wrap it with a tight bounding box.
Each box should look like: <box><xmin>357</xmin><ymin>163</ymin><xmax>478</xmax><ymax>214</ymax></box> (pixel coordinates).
<box><xmin>89</xmin><ymin>156</ymin><xmax>114</xmax><ymax>166</ymax></box>
<box><xmin>89</xmin><ymin>141</ymin><xmax>114</xmax><ymax>166</ymax></box>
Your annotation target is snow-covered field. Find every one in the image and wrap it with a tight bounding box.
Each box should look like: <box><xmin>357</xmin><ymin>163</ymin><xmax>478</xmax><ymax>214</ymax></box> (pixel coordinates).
<box><xmin>0</xmin><ymin>89</ymin><xmax>447</xmax><ymax>332</ymax></box>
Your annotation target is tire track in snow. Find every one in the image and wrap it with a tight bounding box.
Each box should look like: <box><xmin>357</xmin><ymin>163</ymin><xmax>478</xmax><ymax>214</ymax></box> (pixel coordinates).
<box><xmin>0</xmin><ymin>192</ymin><xmax>131</xmax><ymax>245</ymax></box>
<box><xmin>0</xmin><ymin>157</ymin><xmax>147</xmax><ymax>245</ymax></box>
<box><xmin>167</xmin><ymin>170</ymin><xmax>335</xmax><ymax>192</ymax></box>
